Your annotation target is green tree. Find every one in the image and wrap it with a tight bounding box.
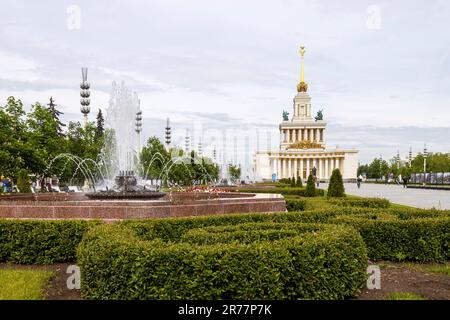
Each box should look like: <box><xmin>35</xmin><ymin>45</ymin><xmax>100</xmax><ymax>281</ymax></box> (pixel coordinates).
<box><xmin>47</xmin><ymin>97</ymin><xmax>65</xmax><ymax>135</ymax></box>
<box><xmin>228</xmin><ymin>164</ymin><xmax>241</xmax><ymax>183</ymax></box>
<box><xmin>290</xmin><ymin>177</ymin><xmax>296</xmax><ymax>187</ymax></box>
<box><xmin>95</xmin><ymin>109</ymin><xmax>105</xmax><ymax>140</ymax></box>
<box><xmin>17</xmin><ymin>169</ymin><xmax>31</xmax><ymax>193</ymax></box>
<box><xmin>304</xmin><ymin>174</ymin><xmax>316</xmax><ymax>197</ymax></box>
<box><xmin>328</xmin><ymin>168</ymin><xmax>345</xmax><ymax>197</ymax></box>
<box><xmin>296</xmin><ymin>176</ymin><xmax>303</xmax><ymax>187</ymax></box>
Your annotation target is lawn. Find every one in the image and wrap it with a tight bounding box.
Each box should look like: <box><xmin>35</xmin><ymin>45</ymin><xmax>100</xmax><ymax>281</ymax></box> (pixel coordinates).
<box><xmin>0</xmin><ymin>269</ymin><xmax>53</xmax><ymax>300</ymax></box>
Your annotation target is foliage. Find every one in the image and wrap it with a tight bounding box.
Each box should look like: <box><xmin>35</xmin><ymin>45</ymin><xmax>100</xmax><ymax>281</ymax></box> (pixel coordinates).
<box><xmin>0</xmin><ymin>220</ymin><xmax>99</xmax><ymax>264</ymax></box>
<box><xmin>328</xmin><ymin>169</ymin><xmax>345</xmax><ymax>197</ymax></box>
<box><xmin>328</xmin><ymin>198</ymin><xmax>390</xmax><ymax>208</ymax></box>
<box><xmin>296</xmin><ymin>177</ymin><xmax>303</xmax><ymax>188</ymax></box>
<box><xmin>290</xmin><ymin>177</ymin><xmax>296</xmax><ymax>187</ymax></box>
<box><xmin>140</xmin><ymin>137</ymin><xmax>219</xmax><ymax>185</ymax></box>
<box><xmin>77</xmin><ymin>222</ymin><xmax>367</xmax><ymax>299</ymax></box>
<box><xmin>16</xmin><ymin>169</ymin><xmax>31</xmax><ymax>193</ymax></box>
<box><xmin>236</xmin><ymin>187</ymin><xmax>324</xmax><ymax>197</ymax></box>
<box><xmin>304</xmin><ymin>174</ymin><xmax>316</xmax><ymax>197</ymax></box>
<box><xmin>228</xmin><ymin>164</ymin><xmax>241</xmax><ymax>183</ymax></box>
<box><xmin>285</xmin><ymin>198</ymin><xmax>307</xmax><ymax>211</ymax></box>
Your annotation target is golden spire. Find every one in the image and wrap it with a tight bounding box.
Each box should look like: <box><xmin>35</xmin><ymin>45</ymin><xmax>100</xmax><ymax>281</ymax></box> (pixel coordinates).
<box><xmin>297</xmin><ymin>45</ymin><xmax>308</xmax><ymax>92</ymax></box>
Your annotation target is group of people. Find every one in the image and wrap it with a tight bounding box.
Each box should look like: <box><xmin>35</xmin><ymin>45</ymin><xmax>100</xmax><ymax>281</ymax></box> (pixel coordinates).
<box><xmin>1</xmin><ymin>177</ymin><xmax>13</xmax><ymax>193</ymax></box>
<box><xmin>356</xmin><ymin>174</ymin><xmax>410</xmax><ymax>188</ymax></box>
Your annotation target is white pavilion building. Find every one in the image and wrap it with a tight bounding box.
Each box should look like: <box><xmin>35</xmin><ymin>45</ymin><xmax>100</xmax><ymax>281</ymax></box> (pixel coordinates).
<box><xmin>254</xmin><ymin>46</ymin><xmax>358</xmax><ymax>181</ymax></box>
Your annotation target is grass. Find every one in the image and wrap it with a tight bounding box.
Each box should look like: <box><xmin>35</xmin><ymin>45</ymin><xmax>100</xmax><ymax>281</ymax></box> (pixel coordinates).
<box><xmin>0</xmin><ymin>269</ymin><xmax>53</xmax><ymax>300</ymax></box>
<box><xmin>386</xmin><ymin>292</ymin><xmax>426</xmax><ymax>300</ymax></box>
<box><xmin>404</xmin><ymin>262</ymin><xmax>450</xmax><ymax>277</ymax></box>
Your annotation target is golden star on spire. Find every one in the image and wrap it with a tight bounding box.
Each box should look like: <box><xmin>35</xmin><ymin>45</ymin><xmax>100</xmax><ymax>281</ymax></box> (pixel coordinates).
<box><xmin>297</xmin><ymin>45</ymin><xmax>308</xmax><ymax>92</ymax></box>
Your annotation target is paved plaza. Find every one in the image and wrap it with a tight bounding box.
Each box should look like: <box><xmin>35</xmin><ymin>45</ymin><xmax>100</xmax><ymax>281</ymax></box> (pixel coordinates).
<box><xmin>321</xmin><ymin>182</ymin><xmax>450</xmax><ymax>210</ymax></box>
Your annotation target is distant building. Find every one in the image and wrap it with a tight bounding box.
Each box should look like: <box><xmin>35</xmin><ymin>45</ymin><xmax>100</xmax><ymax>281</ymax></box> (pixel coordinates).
<box><xmin>254</xmin><ymin>46</ymin><xmax>358</xmax><ymax>181</ymax></box>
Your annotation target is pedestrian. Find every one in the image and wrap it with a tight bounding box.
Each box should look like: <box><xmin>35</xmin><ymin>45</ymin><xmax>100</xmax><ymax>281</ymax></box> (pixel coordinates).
<box><xmin>357</xmin><ymin>175</ymin><xmax>363</xmax><ymax>189</ymax></box>
<box><xmin>402</xmin><ymin>176</ymin><xmax>409</xmax><ymax>188</ymax></box>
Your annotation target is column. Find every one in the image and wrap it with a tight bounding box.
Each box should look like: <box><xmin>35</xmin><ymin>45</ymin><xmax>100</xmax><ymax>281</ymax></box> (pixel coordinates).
<box><xmin>318</xmin><ymin>158</ymin><xmax>322</xmax><ymax>179</ymax></box>
<box><xmin>309</xmin><ymin>129</ymin><xmax>313</xmax><ymax>142</ymax></box>
<box><xmin>277</xmin><ymin>156</ymin><xmax>282</xmax><ymax>179</ymax></box>
<box><xmin>284</xmin><ymin>158</ymin><xmax>288</xmax><ymax>179</ymax></box>
<box><xmin>324</xmin><ymin>157</ymin><xmax>329</xmax><ymax>180</ymax></box>
<box><xmin>320</xmin><ymin>129</ymin><xmax>324</xmax><ymax>142</ymax></box>
<box><xmin>272</xmin><ymin>157</ymin><xmax>276</xmax><ymax>175</ymax></box>
<box><xmin>336</xmin><ymin>158</ymin><xmax>340</xmax><ymax>173</ymax></box>
<box><xmin>294</xmin><ymin>158</ymin><xmax>298</xmax><ymax>178</ymax></box>
<box><xmin>293</xmin><ymin>130</ymin><xmax>297</xmax><ymax>143</ymax></box>
<box><xmin>299</xmin><ymin>158</ymin><xmax>304</xmax><ymax>180</ymax></box>
<box><xmin>306</xmin><ymin>158</ymin><xmax>310</xmax><ymax>177</ymax></box>
<box><xmin>288</xmin><ymin>158</ymin><xmax>292</xmax><ymax>178</ymax></box>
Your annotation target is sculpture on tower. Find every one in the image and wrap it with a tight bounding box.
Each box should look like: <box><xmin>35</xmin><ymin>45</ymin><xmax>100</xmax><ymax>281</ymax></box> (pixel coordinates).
<box><xmin>297</xmin><ymin>45</ymin><xmax>308</xmax><ymax>93</ymax></box>
<box><xmin>315</xmin><ymin>109</ymin><xmax>323</xmax><ymax>121</ymax></box>
<box><xmin>282</xmin><ymin>110</ymin><xmax>289</xmax><ymax>121</ymax></box>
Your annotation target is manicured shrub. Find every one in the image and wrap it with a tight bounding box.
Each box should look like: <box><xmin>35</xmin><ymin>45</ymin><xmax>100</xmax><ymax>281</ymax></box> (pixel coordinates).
<box><xmin>237</xmin><ymin>187</ymin><xmax>324</xmax><ymax>197</ymax></box>
<box><xmin>296</xmin><ymin>177</ymin><xmax>303</xmax><ymax>188</ymax></box>
<box><xmin>290</xmin><ymin>177</ymin><xmax>296</xmax><ymax>188</ymax></box>
<box><xmin>77</xmin><ymin>222</ymin><xmax>367</xmax><ymax>300</ymax></box>
<box><xmin>0</xmin><ymin>220</ymin><xmax>99</xmax><ymax>264</ymax></box>
<box><xmin>285</xmin><ymin>198</ymin><xmax>307</xmax><ymax>211</ymax></box>
<box><xmin>328</xmin><ymin>168</ymin><xmax>345</xmax><ymax>197</ymax></box>
<box><xmin>16</xmin><ymin>169</ymin><xmax>31</xmax><ymax>193</ymax></box>
<box><xmin>304</xmin><ymin>174</ymin><xmax>316</xmax><ymax>197</ymax></box>
<box><xmin>329</xmin><ymin>198</ymin><xmax>390</xmax><ymax>209</ymax></box>
<box><xmin>336</xmin><ymin>215</ymin><xmax>450</xmax><ymax>262</ymax></box>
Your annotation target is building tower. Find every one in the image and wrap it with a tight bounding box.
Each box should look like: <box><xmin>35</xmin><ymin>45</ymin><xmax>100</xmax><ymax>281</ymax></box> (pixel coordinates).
<box><xmin>135</xmin><ymin>109</ymin><xmax>142</xmax><ymax>153</ymax></box>
<box><xmin>185</xmin><ymin>129</ymin><xmax>191</xmax><ymax>154</ymax></box>
<box><xmin>408</xmin><ymin>146</ymin><xmax>413</xmax><ymax>167</ymax></box>
<box><xmin>165</xmin><ymin>118</ymin><xmax>171</xmax><ymax>149</ymax></box>
<box><xmin>80</xmin><ymin>67</ymin><xmax>91</xmax><ymax>127</ymax></box>
<box><xmin>198</xmin><ymin>137</ymin><xmax>203</xmax><ymax>157</ymax></box>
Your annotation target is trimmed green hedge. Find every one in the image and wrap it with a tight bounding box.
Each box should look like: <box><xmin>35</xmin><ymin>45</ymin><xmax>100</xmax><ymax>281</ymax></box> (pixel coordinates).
<box><xmin>285</xmin><ymin>198</ymin><xmax>307</xmax><ymax>211</ymax></box>
<box><xmin>77</xmin><ymin>222</ymin><xmax>367</xmax><ymax>300</ymax></box>
<box><xmin>0</xmin><ymin>220</ymin><xmax>99</xmax><ymax>264</ymax></box>
<box><xmin>122</xmin><ymin>207</ymin><xmax>450</xmax><ymax>262</ymax></box>
<box><xmin>237</xmin><ymin>187</ymin><xmax>325</xmax><ymax>197</ymax></box>
<box><xmin>328</xmin><ymin>198</ymin><xmax>391</xmax><ymax>209</ymax></box>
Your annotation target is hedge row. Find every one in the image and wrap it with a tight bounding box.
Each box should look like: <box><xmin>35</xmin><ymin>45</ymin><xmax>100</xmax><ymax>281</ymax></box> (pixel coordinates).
<box><xmin>328</xmin><ymin>198</ymin><xmax>391</xmax><ymax>209</ymax></box>
<box><xmin>77</xmin><ymin>222</ymin><xmax>367</xmax><ymax>300</ymax></box>
<box><xmin>0</xmin><ymin>220</ymin><xmax>99</xmax><ymax>264</ymax></box>
<box><xmin>122</xmin><ymin>207</ymin><xmax>450</xmax><ymax>262</ymax></box>
<box><xmin>237</xmin><ymin>187</ymin><xmax>325</xmax><ymax>197</ymax></box>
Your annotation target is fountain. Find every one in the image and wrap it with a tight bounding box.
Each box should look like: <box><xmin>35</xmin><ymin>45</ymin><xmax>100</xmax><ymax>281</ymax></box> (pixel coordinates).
<box><xmin>85</xmin><ymin>81</ymin><xmax>166</xmax><ymax>200</ymax></box>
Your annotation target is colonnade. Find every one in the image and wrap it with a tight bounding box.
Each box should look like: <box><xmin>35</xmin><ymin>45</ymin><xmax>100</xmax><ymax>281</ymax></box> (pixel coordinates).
<box><xmin>271</xmin><ymin>156</ymin><xmax>343</xmax><ymax>180</ymax></box>
<box><xmin>281</xmin><ymin>128</ymin><xmax>324</xmax><ymax>144</ymax></box>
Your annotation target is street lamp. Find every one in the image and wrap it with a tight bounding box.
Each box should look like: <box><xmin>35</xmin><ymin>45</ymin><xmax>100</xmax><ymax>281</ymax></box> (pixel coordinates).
<box><xmin>423</xmin><ymin>144</ymin><xmax>427</xmax><ymax>186</ymax></box>
<box><xmin>379</xmin><ymin>154</ymin><xmax>383</xmax><ymax>181</ymax></box>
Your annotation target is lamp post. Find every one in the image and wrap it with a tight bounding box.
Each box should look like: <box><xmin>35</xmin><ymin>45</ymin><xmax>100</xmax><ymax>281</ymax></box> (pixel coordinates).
<box><xmin>379</xmin><ymin>154</ymin><xmax>383</xmax><ymax>181</ymax></box>
<box><xmin>423</xmin><ymin>144</ymin><xmax>427</xmax><ymax>186</ymax></box>
<box><xmin>135</xmin><ymin>110</ymin><xmax>142</xmax><ymax>153</ymax></box>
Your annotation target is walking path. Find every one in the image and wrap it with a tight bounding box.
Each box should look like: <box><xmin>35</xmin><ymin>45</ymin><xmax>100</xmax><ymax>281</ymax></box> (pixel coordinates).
<box><xmin>321</xmin><ymin>183</ymin><xmax>450</xmax><ymax>210</ymax></box>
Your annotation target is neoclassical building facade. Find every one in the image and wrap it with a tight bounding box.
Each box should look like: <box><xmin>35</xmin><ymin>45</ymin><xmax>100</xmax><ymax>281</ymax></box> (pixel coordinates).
<box><xmin>254</xmin><ymin>46</ymin><xmax>358</xmax><ymax>181</ymax></box>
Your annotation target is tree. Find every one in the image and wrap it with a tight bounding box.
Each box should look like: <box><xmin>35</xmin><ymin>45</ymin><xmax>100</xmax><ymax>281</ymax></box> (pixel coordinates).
<box><xmin>95</xmin><ymin>109</ymin><xmax>105</xmax><ymax>139</ymax></box>
<box><xmin>47</xmin><ymin>97</ymin><xmax>65</xmax><ymax>135</ymax></box>
<box><xmin>305</xmin><ymin>174</ymin><xmax>316</xmax><ymax>197</ymax></box>
<box><xmin>228</xmin><ymin>164</ymin><xmax>241</xmax><ymax>183</ymax></box>
<box><xmin>328</xmin><ymin>168</ymin><xmax>345</xmax><ymax>197</ymax></box>
<box><xmin>17</xmin><ymin>169</ymin><xmax>31</xmax><ymax>193</ymax></box>
<box><xmin>296</xmin><ymin>176</ymin><xmax>303</xmax><ymax>187</ymax></box>
<box><xmin>290</xmin><ymin>177</ymin><xmax>296</xmax><ymax>187</ymax></box>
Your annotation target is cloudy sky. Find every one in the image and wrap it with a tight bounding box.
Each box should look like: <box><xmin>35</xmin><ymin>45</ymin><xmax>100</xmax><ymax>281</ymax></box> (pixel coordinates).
<box><xmin>1</xmin><ymin>0</ymin><xmax>449</xmax><ymax>173</ymax></box>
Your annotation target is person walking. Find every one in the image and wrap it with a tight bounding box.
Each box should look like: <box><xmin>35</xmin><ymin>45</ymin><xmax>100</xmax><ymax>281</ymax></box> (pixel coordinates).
<box><xmin>357</xmin><ymin>175</ymin><xmax>363</xmax><ymax>189</ymax></box>
<box><xmin>402</xmin><ymin>175</ymin><xmax>409</xmax><ymax>188</ymax></box>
